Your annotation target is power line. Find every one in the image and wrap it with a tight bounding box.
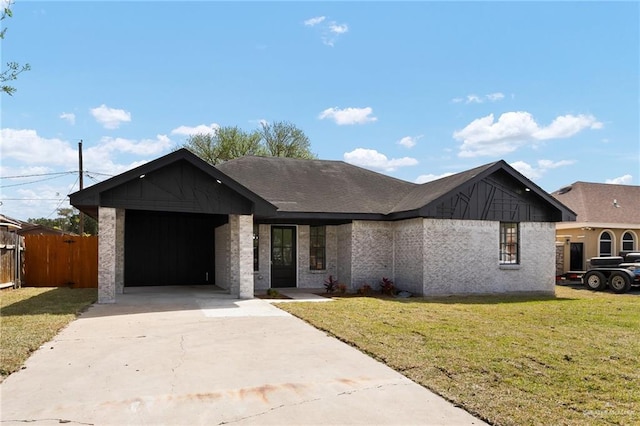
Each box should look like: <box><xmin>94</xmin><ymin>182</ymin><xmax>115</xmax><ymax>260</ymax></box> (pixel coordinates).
<box><xmin>0</xmin><ymin>171</ymin><xmax>76</xmax><ymax>179</ymax></box>
<box><xmin>45</xmin><ymin>175</ymin><xmax>79</xmax><ymax>219</ymax></box>
<box><xmin>0</xmin><ymin>173</ymin><xmax>76</xmax><ymax>188</ymax></box>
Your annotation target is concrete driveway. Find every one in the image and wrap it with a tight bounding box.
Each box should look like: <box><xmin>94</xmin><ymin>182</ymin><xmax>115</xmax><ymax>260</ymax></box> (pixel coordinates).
<box><xmin>1</xmin><ymin>286</ymin><xmax>487</xmax><ymax>425</ymax></box>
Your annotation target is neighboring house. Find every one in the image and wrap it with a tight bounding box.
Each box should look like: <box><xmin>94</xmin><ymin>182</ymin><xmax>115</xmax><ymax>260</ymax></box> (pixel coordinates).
<box><xmin>70</xmin><ymin>149</ymin><xmax>575</xmax><ymax>303</ymax></box>
<box><xmin>551</xmin><ymin>182</ymin><xmax>640</xmax><ymax>276</ymax></box>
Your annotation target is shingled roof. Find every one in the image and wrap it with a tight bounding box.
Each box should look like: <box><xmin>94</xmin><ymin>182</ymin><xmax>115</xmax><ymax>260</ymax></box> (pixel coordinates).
<box><xmin>70</xmin><ymin>149</ymin><xmax>573</xmax><ymax>222</ymax></box>
<box><xmin>551</xmin><ymin>181</ymin><xmax>640</xmax><ymax>225</ymax></box>
<box><xmin>216</xmin><ymin>156</ymin><xmax>416</xmax><ymax>214</ymax></box>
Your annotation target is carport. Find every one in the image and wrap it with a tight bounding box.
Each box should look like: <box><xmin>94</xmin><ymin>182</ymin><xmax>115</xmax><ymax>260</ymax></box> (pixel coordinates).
<box><xmin>70</xmin><ymin>150</ymin><xmax>276</xmax><ymax>303</ymax></box>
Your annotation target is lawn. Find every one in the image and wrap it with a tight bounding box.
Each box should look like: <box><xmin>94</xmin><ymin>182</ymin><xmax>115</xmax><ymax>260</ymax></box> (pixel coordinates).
<box><xmin>278</xmin><ymin>286</ymin><xmax>640</xmax><ymax>426</ymax></box>
<box><xmin>1</xmin><ymin>287</ymin><xmax>97</xmax><ymax>379</ymax></box>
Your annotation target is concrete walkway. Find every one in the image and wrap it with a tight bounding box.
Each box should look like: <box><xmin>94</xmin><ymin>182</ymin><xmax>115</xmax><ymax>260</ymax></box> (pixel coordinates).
<box><xmin>1</xmin><ymin>286</ymin><xmax>487</xmax><ymax>425</ymax></box>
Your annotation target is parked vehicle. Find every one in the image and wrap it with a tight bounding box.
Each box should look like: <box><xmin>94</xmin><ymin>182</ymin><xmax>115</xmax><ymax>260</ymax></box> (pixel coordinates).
<box><xmin>582</xmin><ymin>253</ymin><xmax>640</xmax><ymax>294</ymax></box>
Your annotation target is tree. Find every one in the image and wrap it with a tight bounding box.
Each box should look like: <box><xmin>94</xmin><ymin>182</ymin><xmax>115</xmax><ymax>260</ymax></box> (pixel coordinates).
<box><xmin>182</xmin><ymin>126</ymin><xmax>264</xmax><ymax>165</ymax></box>
<box><xmin>180</xmin><ymin>121</ymin><xmax>316</xmax><ymax>165</ymax></box>
<box><xmin>28</xmin><ymin>208</ymin><xmax>98</xmax><ymax>236</ymax></box>
<box><xmin>259</xmin><ymin>121</ymin><xmax>315</xmax><ymax>159</ymax></box>
<box><xmin>1</xmin><ymin>1</ymin><xmax>30</xmax><ymax>95</ymax></box>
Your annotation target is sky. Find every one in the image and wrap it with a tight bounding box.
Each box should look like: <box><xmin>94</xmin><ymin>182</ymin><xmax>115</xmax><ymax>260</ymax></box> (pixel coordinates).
<box><xmin>1</xmin><ymin>1</ymin><xmax>638</xmax><ymax>221</ymax></box>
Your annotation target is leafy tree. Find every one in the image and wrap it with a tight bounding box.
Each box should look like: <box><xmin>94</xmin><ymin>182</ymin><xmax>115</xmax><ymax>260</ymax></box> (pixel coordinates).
<box><xmin>28</xmin><ymin>208</ymin><xmax>97</xmax><ymax>236</ymax></box>
<box><xmin>259</xmin><ymin>121</ymin><xmax>315</xmax><ymax>159</ymax></box>
<box><xmin>1</xmin><ymin>1</ymin><xmax>30</xmax><ymax>95</ymax></box>
<box><xmin>182</xmin><ymin>126</ymin><xmax>264</xmax><ymax>165</ymax></box>
<box><xmin>180</xmin><ymin>121</ymin><xmax>315</xmax><ymax>165</ymax></box>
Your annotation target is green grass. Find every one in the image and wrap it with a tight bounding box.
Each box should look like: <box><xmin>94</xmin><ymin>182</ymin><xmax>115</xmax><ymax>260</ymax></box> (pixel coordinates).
<box><xmin>278</xmin><ymin>286</ymin><xmax>640</xmax><ymax>426</ymax></box>
<box><xmin>1</xmin><ymin>287</ymin><xmax>97</xmax><ymax>379</ymax></box>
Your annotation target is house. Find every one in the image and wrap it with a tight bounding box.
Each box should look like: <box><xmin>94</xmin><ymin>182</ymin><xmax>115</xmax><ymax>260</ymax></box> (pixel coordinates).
<box><xmin>69</xmin><ymin>149</ymin><xmax>575</xmax><ymax>303</ymax></box>
<box><xmin>551</xmin><ymin>182</ymin><xmax>640</xmax><ymax>276</ymax></box>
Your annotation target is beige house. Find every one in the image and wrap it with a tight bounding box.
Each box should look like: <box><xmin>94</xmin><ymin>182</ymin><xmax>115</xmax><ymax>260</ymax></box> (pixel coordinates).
<box><xmin>552</xmin><ymin>181</ymin><xmax>640</xmax><ymax>277</ymax></box>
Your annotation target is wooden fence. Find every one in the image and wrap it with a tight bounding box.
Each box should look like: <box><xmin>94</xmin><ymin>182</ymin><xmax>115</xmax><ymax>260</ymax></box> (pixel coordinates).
<box><xmin>23</xmin><ymin>235</ymin><xmax>98</xmax><ymax>288</ymax></box>
<box><xmin>1</xmin><ymin>229</ymin><xmax>24</xmax><ymax>287</ymax></box>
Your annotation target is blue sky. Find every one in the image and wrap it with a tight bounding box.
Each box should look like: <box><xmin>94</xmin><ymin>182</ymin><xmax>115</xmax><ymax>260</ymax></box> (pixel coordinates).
<box><xmin>1</xmin><ymin>1</ymin><xmax>638</xmax><ymax>220</ymax></box>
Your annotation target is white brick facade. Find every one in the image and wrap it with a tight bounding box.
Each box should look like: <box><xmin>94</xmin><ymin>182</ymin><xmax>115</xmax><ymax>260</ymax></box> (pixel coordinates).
<box><xmin>327</xmin><ymin>218</ymin><xmax>555</xmax><ymax>296</ymax></box>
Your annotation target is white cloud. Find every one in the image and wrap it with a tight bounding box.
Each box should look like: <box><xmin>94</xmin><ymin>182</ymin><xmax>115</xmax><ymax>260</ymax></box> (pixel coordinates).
<box><xmin>304</xmin><ymin>16</ymin><xmax>325</xmax><ymax>26</ymax></box>
<box><xmin>415</xmin><ymin>172</ymin><xmax>455</xmax><ymax>184</ymax></box>
<box><xmin>397</xmin><ymin>135</ymin><xmax>422</xmax><ymax>149</ymax></box>
<box><xmin>0</xmin><ymin>128</ymin><xmax>77</xmax><ymax>166</ymax></box>
<box><xmin>454</xmin><ymin>111</ymin><xmax>603</xmax><ymax>158</ymax></box>
<box><xmin>304</xmin><ymin>15</ymin><xmax>348</xmax><ymax>46</ymax></box>
<box><xmin>510</xmin><ymin>159</ymin><xmax>576</xmax><ymax>180</ymax></box>
<box><xmin>533</xmin><ymin>114</ymin><xmax>603</xmax><ymax>140</ymax></box>
<box><xmin>59</xmin><ymin>112</ymin><xmax>76</xmax><ymax>125</ymax></box>
<box><xmin>319</xmin><ymin>107</ymin><xmax>377</xmax><ymax>125</ymax></box>
<box><xmin>343</xmin><ymin>148</ymin><xmax>418</xmax><ymax>172</ymax></box>
<box><xmin>329</xmin><ymin>23</ymin><xmax>348</xmax><ymax>34</ymax></box>
<box><xmin>0</xmin><ymin>128</ymin><xmax>170</xmax><ymax>175</ymax></box>
<box><xmin>90</xmin><ymin>104</ymin><xmax>131</xmax><ymax>129</ymax></box>
<box><xmin>466</xmin><ymin>95</ymin><xmax>482</xmax><ymax>104</ymax></box>
<box><xmin>605</xmin><ymin>174</ymin><xmax>633</xmax><ymax>185</ymax></box>
<box><xmin>170</xmin><ymin>123</ymin><xmax>220</xmax><ymax>136</ymax></box>
<box><xmin>92</xmin><ymin>135</ymin><xmax>171</xmax><ymax>156</ymax></box>
<box><xmin>486</xmin><ymin>92</ymin><xmax>505</xmax><ymax>102</ymax></box>
<box><xmin>452</xmin><ymin>92</ymin><xmax>506</xmax><ymax>104</ymax></box>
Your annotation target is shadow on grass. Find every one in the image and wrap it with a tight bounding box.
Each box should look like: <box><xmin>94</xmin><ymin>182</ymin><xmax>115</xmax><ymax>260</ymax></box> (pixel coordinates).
<box><xmin>1</xmin><ymin>287</ymin><xmax>97</xmax><ymax>317</ymax></box>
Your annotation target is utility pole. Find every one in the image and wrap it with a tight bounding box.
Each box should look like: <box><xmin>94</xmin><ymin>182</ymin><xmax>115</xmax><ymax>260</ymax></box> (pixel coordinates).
<box><xmin>78</xmin><ymin>140</ymin><xmax>84</xmax><ymax>235</ymax></box>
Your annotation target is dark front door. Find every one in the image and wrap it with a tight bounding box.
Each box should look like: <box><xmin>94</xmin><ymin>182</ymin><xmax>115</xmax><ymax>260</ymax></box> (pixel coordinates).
<box><xmin>271</xmin><ymin>226</ymin><xmax>296</xmax><ymax>288</ymax></box>
<box><xmin>570</xmin><ymin>242</ymin><xmax>584</xmax><ymax>271</ymax></box>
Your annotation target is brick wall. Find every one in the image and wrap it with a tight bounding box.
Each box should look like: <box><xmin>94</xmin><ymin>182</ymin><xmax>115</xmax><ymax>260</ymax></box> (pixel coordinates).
<box><xmin>421</xmin><ymin>219</ymin><xmax>555</xmax><ymax>295</ymax></box>
<box><xmin>337</xmin><ymin>223</ymin><xmax>352</xmax><ymax>290</ymax></box>
<box><xmin>253</xmin><ymin>224</ymin><xmax>271</xmax><ymax>290</ymax></box>
<box><xmin>297</xmin><ymin>225</ymin><xmax>339</xmax><ymax>289</ymax></box>
<box><xmin>392</xmin><ymin>218</ymin><xmax>424</xmax><ymax>295</ymax></box>
<box><xmin>350</xmin><ymin>221</ymin><xmax>393</xmax><ymax>291</ymax></box>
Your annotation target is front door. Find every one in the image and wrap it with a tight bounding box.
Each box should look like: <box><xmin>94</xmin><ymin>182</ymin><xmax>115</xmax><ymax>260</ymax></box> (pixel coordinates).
<box><xmin>271</xmin><ymin>226</ymin><xmax>296</xmax><ymax>288</ymax></box>
<box><xmin>570</xmin><ymin>242</ymin><xmax>584</xmax><ymax>271</ymax></box>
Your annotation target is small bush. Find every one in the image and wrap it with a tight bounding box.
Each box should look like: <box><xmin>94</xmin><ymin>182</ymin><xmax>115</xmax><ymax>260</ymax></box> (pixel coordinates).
<box><xmin>357</xmin><ymin>283</ymin><xmax>372</xmax><ymax>296</ymax></box>
<box><xmin>380</xmin><ymin>277</ymin><xmax>396</xmax><ymax>296</ymax></box>
<box><xmin>266</xmin><ymin>288</ymin><xmax>280</xmax><ymax>297</ymax></box>
<box><xmin>324</xmin><ymin>275</ymin><xmax>339</xmax><ymax>293</ymax></box>
<box><xmin>337</xmin><ymin>283</ymin><xmax>347</xmax><ymax>294</ymax></box>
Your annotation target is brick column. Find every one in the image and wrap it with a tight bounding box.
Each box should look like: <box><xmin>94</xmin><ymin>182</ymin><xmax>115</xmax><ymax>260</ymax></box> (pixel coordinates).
<box><xmin>98</xmin><ymin>207</ymin><xmax>117</xmax><ymax>303</ymax></box>
<box><xmin>229</xmin><ymin>214</ymin><xmax>254</xmax><ymax>299</ymax></box>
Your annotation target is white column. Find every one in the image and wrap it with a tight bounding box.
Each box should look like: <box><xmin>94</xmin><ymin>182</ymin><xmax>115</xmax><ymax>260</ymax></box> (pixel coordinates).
<box><xmin>98</xmin><ymin>207</ymin><xmax>117</xmax><ymax>303</ymax></box>
<box><xmin>229</xmin><ymin>214</ymin><xmax>254</xmax><ymax>299</ymax></box>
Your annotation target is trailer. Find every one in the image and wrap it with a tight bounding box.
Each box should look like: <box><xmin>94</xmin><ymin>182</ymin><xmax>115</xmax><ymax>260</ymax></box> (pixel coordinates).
<box><xmin>582</xmin><ymin>253</ymin><xmax>640</xmax><ymax>294</ymax></box>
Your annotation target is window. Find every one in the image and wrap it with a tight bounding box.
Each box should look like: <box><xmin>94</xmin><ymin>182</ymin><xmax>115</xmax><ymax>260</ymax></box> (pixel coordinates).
<box><xmin>499</xmin><ymin>222</ymin><xmax>519</xmax><ymax>264</ymax></box>
<box><xmin>599</xmin><ymin>231</ymin><xmax>612</xmax><ymax>256</ymax></box>
<box><xmin>309</xmin><ymin>225</ymin><xmax>326</xmax><ymax>270</ymax></box>
<box><xmin>622</xmin><ymin>232</ymin><xmax>635</xmax><ymax>252</ymax></box>
<box><xmin>253</xmin><ymin>224</ymin><xmax>259</xmax><ymax>271</ymax></box>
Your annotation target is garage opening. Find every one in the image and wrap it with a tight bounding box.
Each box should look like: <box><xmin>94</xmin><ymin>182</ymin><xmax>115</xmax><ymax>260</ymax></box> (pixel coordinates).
<box><xmin>124</xmin><ymin>210</ymin><xmax>227</xmax><ymax>286</ymax></box>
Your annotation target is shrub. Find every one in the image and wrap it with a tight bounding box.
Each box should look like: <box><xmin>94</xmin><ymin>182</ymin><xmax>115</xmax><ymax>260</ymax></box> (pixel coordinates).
<box><xmin>380</xmin><ymin>277</ymin><xmax>396</xmax><ymax>296</ymax></box>
<box><xmin>266</xmin><ymin>288</ymin><xmax>280</xmax><ymax>297</ymax></box>
<box><xmin>337</xmin><ymin>283</ymin><xmax>347</xmax><ymax>294</ymax></box>
<box><xmin>324</xmin><ymin>275</ymin><xmax>339</xmax><ymax>293</ymax></box>
<box><xmin>357</xmin><ymin>283</ymin><xmax>372</xmax><ymax>296</ymax></box>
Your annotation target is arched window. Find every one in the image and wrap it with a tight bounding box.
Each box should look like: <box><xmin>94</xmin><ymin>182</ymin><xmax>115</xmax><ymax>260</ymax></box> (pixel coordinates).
<box><xmin>599</xmin><ymin>231</ymin><xmax>612</xmax><ymax>256</ymax></box>
<box><xmin>622</xmin><ymin>232</ymin><xmax>636</xmax><ymax>252</ymax></box>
